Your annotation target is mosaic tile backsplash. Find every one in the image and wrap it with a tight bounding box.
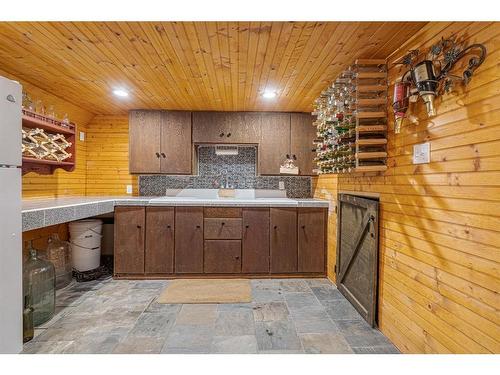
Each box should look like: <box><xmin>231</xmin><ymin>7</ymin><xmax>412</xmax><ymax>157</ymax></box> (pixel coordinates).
<box><xmin>198</xmin><ymin>146</ymin><xmax>257</xmax><ymax>178</ymax></box>
<box><xmin>139</xmin><ymin>145</ymin><xmax>312</xmax><ymax>198</ymax></box>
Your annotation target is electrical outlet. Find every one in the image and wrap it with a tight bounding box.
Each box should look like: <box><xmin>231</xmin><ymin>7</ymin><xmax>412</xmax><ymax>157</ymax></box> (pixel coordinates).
<box><xmin>79</xmin><ymin>131</ymin><xmax>85</xmax><ymax>141</ymax></box>
<box><xmin>126</xmin><ymin>185</ymin><xmax>133</xmax><ymax>194</ymax></box>
<box><xmin>413</xmin><ymin>142</ymin><xmax>430</xmax><ymax>164</ymax></box>
<box><xmin>278</xmin><ymin>181</ymin><xmax>285</xmax><ymax>190</ymax></box>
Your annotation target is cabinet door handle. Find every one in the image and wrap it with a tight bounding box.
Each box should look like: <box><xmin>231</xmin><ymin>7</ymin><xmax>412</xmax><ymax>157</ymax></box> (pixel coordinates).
<box><xmin>286</xmin><ymin>154</ymin><xmax>290</xmax><ymax>159</ymax></box>
<box><xmin>293</xmin><ymin>154</ymin><xmax>297</xmax><ymax>160</ymax></box>
<box><xmin>161</xmin><ymin>152</ymin><xmax>166</xmax><ymax>158</ymax></box>
<box><xmin>273</xmin><ymin>225</ymin><xmax>278</xmax><ymax>230</ymax></box>
<box><xmin>136</xmin><ymin>225</ymin><xmax>142</xmax><ymax>229</ymax></box>
<box><xmin>226</xmin><ymin>132</ymin><xmax>231</xmax><ymax>137</ymax></box>
<box><xmin>221</xmin><ymin>222</ymin><xmax>225</xmax><ymax>226</ymax></box>
<box><xmin>167</xmin><ymin>225</ymin><xmax>171</xmax><ymax>229</ymax></box>
<box><xmin>235</xmin><ymin>256</ymin><xmax>240</xmax><ymax>260</ymax></box>
<box><xmin>245</xmin><ymin>225</ymin><xmax>249</xmax><ymax>229</ymax></box>
<box><xmin>196</xmin><ymin>225</ymin><xmax>201</xmax><ymax>229</ymax></box>
<box><xmin>219</xmin><ymin>132</ymin><xmax>225</xmax><ymax>137</ymax></box>
<box><xmin>155</xmin><ymin>152</ymin><xmax>160</xmax><ymax>158</ymax></box>
<box><xmin>301</xmin><ymin>225</ymin><xmax>306</xmax><ymax>229</ymax></box>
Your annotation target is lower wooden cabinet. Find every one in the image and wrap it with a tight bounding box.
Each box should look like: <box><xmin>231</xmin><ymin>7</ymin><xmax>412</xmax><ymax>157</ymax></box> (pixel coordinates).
<box><xmin>145</xmin><ymin>207</ymin><xmax>174</xmax><ymax>274</ymax></box>
<box><xmin>242</xmin><ymin>208</ymin><xmax>270</xmax><ymax>273</ymax></box>
<box><xmin>114</xmin><ymin>206</ymin><xmax>145</xmax><ymax>274</ymax></box>
<box><xmin>204</xmin><ymin>240</ymin><xmax>242</xmax><ymax>273</ymax></box>
<box><xmin>114</xmin><ymin>205</ymin><xmax>326</xmax><ymax>277</ymax></box>
<box><xmin>204</xmin><ymin>218</ymin><xmax>242</xmax><ymax>239</ymax></box>
<box><xmin>174</xmin><ymin>207</ymin><xmax>204</xmax><ymax>273</ymax></box>
<box><xmin>270</xmin><ymin>207</ymin><xmax>298</xmax><ymax>273</ymax></box>
<box><xmin>298</xmin><ymin>208</ymin><xmax>326</xmax><ymax>273</ymax></box>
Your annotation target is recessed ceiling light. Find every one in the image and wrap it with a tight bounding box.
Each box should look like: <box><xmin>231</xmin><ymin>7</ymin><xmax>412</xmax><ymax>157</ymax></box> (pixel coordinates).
<box><xmin>262</xmin><ymin>90</ymin><xmax>277</xmax><ymax>99</ymax></box>
<box><xmin>113</xmin><ymin>89</ymin><xmax>129</xmax><ymax>97</ymax></box>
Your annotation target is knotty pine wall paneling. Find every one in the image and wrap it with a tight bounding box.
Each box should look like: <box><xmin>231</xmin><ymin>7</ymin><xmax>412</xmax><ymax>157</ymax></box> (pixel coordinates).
<box><xmin>313</xmin><ymin>22</ymin><xmax>500</xmax><ymax>354</ymax></box>
<box><xmin>85</xmin><ymin>115</ymin><xmax>138</xmax><ymax>196</ymax></box>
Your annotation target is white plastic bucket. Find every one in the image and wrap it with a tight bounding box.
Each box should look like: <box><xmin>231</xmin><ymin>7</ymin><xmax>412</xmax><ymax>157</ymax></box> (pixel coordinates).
<box><xmin>69</xmin><ymin>219</ymin><xmax>103</xmax><ymax>272</ymax></box>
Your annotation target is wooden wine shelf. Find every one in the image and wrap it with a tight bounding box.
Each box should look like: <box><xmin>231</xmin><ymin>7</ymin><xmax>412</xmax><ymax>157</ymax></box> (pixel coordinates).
<box><xmin>356</xmin><ymin>139</ymin><xmax>387</xmax><ymax>146</ymax></box>
<box><xmin>354</xmin><ymin>60</ymin><xmax>388</xmax><ymax>173</ymax></box>
<box><xmin>22</xmin><ymin>109</ymin><xmax>77</xmax><ymax>133</ymax></box>
<box><xmin>356</xmin><ymin>98</ymin><xmax>387</xmax><ymax>106</ymax></box>
<box><xmin>357</xmin><ymin>125</ymin><xmax>387</xmax><ymax>133</ymax></box>
<box><xmin>312</xmin><ymin>59</ymin><xmax>388</xmax><ymax>175</ymax></box>
<box><xmin>356</xmin><ymin>72</ymin><xmax>387</xmax><ymax>79</ymax></box>
<box><xmin>353</xmin><ymin>165</ymin><xmax>388</xmax><ymax>173</ymax></box>
<box><xmin>356</xmin><ymin>111</ymin><xmax>386</xmax><ymax>119</ymax></box>
<box><xmin>22</xmin><ymin>109</ymin><xmax>76</xmax><ymax>175</ymax></box>
<box><xmin>355</xmin><ymin>85</ymin><xmax>387</xmax><ymax>93</ymax></box>
<box><xmin>356</xmin><ymin>152</ymin><xmax>388</xmax><ymax>159</ymax></box>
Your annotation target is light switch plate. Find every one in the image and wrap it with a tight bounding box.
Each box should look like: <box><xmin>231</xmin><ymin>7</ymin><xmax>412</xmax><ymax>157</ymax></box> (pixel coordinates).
<box><xmin>79</xmin><ymin>131</ymin><xmax>85</xmax><ymax>141</ymax></box>
<box><xmin>126</xmin><ymin>185</ymin><xmax>133</xmax><ymax>194</ymax></box>
<box><xmin>278</xmin><ymin>181</ymin><xmax>285</xmax><ymax>190</ymax></box>
<box><xmin>413</xmin><ymin>142</ymin><xmax>430</xmax><ymax>164</ymax></box>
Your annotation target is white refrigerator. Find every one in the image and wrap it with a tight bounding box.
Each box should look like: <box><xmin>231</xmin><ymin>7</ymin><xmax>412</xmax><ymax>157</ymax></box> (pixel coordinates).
<box><xmin>0</xmin><ymin>75</ymin><xmax>22</xmax><ymax>353</ymax></box>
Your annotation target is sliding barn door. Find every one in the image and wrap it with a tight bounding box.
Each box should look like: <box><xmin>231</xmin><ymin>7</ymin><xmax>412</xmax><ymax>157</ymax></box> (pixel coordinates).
<box><xmin>336</xmin><ymin>194</ymin><xmax>379</xmax><ymax>327</ymax></box>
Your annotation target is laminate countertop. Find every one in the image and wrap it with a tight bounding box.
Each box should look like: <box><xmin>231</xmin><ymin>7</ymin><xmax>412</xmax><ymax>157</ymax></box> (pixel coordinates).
<box><xmin>22</xmin><ymin>196</ymin><xmax>329</xmax><ymax>232</ymax></box>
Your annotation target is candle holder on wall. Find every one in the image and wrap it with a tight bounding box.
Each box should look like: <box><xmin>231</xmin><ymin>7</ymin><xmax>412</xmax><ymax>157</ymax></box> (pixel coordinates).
<box><xmin>392</xmin><ymin>37</ymin><xmax>487</xmax><ymax>133</ymax></box>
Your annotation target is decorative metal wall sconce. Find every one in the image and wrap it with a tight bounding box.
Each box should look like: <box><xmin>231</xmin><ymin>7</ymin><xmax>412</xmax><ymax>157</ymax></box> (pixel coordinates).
<box><xmin>392</xmin><ymin>37</ymin><xmax>487</xmax><ymax>133</ymax></box>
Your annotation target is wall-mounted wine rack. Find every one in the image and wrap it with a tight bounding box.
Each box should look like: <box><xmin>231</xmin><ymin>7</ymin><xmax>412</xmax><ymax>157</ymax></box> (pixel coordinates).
<box><xmin>313</xmin><ymin>59</ymin><xmax>388</xmax><ymax>174</ymax></box>
<box><xmin>21</xmin><ymin>109</ymin><xmax>76</xmax><ymax>175</ymax></box>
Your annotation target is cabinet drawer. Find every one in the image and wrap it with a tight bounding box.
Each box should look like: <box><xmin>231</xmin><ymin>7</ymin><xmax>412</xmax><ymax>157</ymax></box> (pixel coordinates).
<box><xmin>204</xmin><ymin>218</ymin><xmax>242</xmax><ymax>239</ymax></box>
<box><xmin>204</xmin><ymin>207</ymin><xmax>242</xmax><ymax>218</ymax></box>
<box><xmin>204</xmin><ymin>240</ymin><xmax>241</xmax><ymax>273</ymax></box>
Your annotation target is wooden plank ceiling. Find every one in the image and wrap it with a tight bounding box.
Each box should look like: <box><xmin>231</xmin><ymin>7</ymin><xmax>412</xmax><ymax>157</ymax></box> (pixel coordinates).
<box><xmin>0</xmin><ymin>22</ymin><xmax>426</xmax><ymax>114</ymax></box>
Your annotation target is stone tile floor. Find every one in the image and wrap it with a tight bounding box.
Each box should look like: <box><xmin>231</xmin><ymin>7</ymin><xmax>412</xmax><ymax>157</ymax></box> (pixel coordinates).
<box><xmin>23</xmin><ymin>278</ymin><xmax>399</xmax><ymax>354</ymax></box>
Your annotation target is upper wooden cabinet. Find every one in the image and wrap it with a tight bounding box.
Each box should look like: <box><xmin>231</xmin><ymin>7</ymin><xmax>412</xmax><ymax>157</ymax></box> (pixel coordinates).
<box><xmin>129</xmin><ymin>110</ymin><xmax>314</xmax><ymax>175</ymax></box>
<box><xmin>161</xmin><ymin>111</ymin><xmax>192</xmax><ymax>174</ymax></box>
<box><xmin>192</xmin><ymin>111</ymin><xmax>261</xmax><ymax>144</ymax></box>
<box><xmin>291</xmin><ymin>113</ymin><xmax>316</xmax><ymax>176</ymax></box>
<box><xmin>129</xmin><ymin>110</ymin><xmax>162</xmax><ymax>174</ymax></box>
<box><xmin>259</xmin><ymin>112</ymin><xmax>291</xmax><ymax>175</ymax></box>
<box><xmin>129</xmin><ymin>110</ymin><xmax>192</xmax><ymax>174</ymax></box>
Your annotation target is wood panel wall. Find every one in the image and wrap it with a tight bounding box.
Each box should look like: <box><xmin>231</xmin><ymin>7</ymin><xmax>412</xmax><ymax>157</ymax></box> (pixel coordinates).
<box><xmin>0</xmin><ymin>69</ymin><xmax>95</xmax><ymax>198</ymax></box>
<box><xmin>314</xmin><ymin>22</ymin><xmax>500</xmax><ymax>354</ymax></box>
<box><xmin>86</xmin><ymin>115</ymin><xmax>138</xmax><ymax>196</ymax></box>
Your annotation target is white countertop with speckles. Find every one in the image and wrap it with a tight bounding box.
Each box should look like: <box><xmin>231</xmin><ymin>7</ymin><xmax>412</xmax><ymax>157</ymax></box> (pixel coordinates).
<box><xmin>22</xmin><ymin>194</ymin><xmax>328</xmax><ymax>232</ymax></box>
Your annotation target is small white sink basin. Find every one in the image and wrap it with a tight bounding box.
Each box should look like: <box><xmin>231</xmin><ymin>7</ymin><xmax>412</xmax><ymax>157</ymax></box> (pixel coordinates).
<box><xmin>162</xmin><ymin>188</ymin><xmax>287</xmax><ymax>200</ymax></box>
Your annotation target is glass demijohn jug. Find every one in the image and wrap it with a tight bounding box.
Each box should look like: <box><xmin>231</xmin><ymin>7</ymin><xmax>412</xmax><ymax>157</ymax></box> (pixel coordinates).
<box><xmin>46</xmin><ymin>233</ymin><xmax>72</xmax><ymax>289</ymax></box>
<box><xmin>23</xmin><ymin>293</ymin><xmax>34</xmax><ymax>343</ymax></box>
<box><xmin>23</xmin><ymin>241</ymin><xmax>56</xmax><ymax>326</ymax></box>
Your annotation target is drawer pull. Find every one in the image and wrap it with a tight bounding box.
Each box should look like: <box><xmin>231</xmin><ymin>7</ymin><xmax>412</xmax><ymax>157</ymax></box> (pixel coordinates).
<box><xmin>167</xmin><ymin>225</ymin><xmax>171</xmax><ymax>229</ymax></box>
<box><xmin>196</xmin><ymin>225</ymin><xmax>201</xmax><ymax>229</ymax></box>
<box><xmin>245</xmin><ymin>225</ymin><xmax>249</xmax><ymax>229</ymax></box>
<box><xmin>155</xmin><ymin>152</ymin><xmax>160</xmax><ymax>158</ymax></box>
<box><xmin>221</xmin><ymin>222</ymin><xmax>225</xmax><ymax>226</ymax></box>
<box><xmin>301</xmin><ymin>225</ymin><xmax>306</xmax><ymax>229</ymax></box>
<box><xmin>161</xmin><ymin>152</ymin><xmax>166</xmax><ymax>158</ymax></box>
<box><xmin>219</xmin><ymin>132</ymin><xmax>225</xmax><ymax>137</ymax></box>
<box><xmin>274</xmin><ymin>225</ymin><xmax>278</xmax><ymax>229</ymax></box>
<box><xmin>136</xmin><ymin>225</ymin><xmax>141</xmax><ymax>229</ymax></box>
